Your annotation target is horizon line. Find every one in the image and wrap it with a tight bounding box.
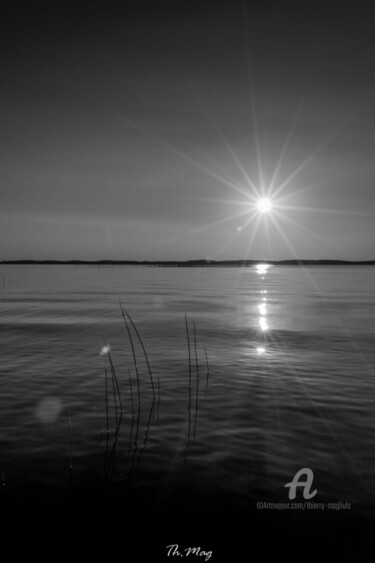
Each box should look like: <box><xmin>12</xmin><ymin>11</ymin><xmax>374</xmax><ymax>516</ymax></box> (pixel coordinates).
<box><xmin>1</xmin><ymin>259</ymin><xmax>375</xmax><ymax>266</ymax></box>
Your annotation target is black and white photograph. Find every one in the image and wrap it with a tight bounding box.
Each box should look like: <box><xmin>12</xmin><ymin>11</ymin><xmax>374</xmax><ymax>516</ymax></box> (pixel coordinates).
<box><xmin>1</xmin><ymin>0</ymin><xmax>375</xmax><ymax>558</ymax></box>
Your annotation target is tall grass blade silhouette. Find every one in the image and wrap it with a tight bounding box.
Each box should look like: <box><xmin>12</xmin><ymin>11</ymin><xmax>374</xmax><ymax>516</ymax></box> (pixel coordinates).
<box><xmin>185</xmin><ymin>314</ymin><xmax>192</xmax><ymax>459</ymax></box>
<box><xmin>128</xmin><ymin>369</ymin><xmax>135</xmax><ymax>417</ymax></box>
<box><xmin>128</xmin><ymin>405</ymin><xmax>141</xmax><ymax>482</ymax></box>
<box><xmin>104</xmin><ymin>368</ymin><xmax>110</xmax><ymax>475</ymax></box>
<box><xmin>135</xmin><ymin>398</ymin><xmax>156</xmax><ymax>470</ymax></box>
<box><xmin>120</xmin><ymin>311</ymin><xmax>141</xmax><ymax>409</ymax></box>
<box><xmin>106</xmin><ymin>410</ymin><xmax>124</xmax><ymax>482</ymax></box>
<box><xmin>101</xmin><ymin>337</ymin><xmax>123</xmax><ymax>427</ymax></box>
<box><xmin>120</xmin><ymin>303</ymin><xmax>156</xmax><ymax>399</ymax></box>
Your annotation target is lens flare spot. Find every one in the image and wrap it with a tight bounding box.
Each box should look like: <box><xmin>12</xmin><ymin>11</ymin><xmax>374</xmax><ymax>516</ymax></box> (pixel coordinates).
<box><xmin>257</xmin><ymin>347</ymin><xmax>266</xmax><ymax>355</ymax></box>
<box><xmin>100</xmin><ymin>344</ymin><xmax>111</xmax><ymax>356</ymax></box>
<box><xmin>35</xmin><ymin>396</ymin><xmax>63</xmax><ymax>424</ymax></box>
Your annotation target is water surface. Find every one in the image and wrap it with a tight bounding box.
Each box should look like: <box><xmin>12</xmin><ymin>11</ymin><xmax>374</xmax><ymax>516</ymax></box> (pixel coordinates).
<box><xmin>1</xmin><ymin>264</ymin><xmax>375</xmax><ymax>515</ymax></box>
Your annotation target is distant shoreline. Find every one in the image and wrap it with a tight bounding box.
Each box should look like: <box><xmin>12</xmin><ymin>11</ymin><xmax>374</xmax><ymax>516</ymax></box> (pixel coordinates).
<box><xmin>1</xmin><ymin>259</ymin><xmax>375</xmax><ymax>267</ymax></box>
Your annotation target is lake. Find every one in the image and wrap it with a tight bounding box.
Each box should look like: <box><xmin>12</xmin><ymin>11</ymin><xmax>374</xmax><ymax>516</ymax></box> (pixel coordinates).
<box><xmin>1</xmin><ymin>264</ymin><xmax>375</xmax><ymax>550</ymax></box>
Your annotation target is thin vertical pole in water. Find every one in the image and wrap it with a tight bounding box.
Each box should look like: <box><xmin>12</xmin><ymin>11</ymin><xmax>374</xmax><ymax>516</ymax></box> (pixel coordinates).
<box><xmin>68</xmin><ymin>411</ymin><xmax>73</xmax><ymax>487</ymax></box>
<box><xmin>204</xmin><ymin>346</ymin><xmax>210</xmax><ymax>396</ymax></box>
<box><xmin>193</xmin><ymin>321</ymin><xmax>200</xmax><ymax>439</ymax></box>
<box><xmin>136</xmin><ymin>398</ymin><xmax>156</xmax><ymax>469</ymax></box>
<box><xmin>107</xmin><ymin>410</ymin><xmax>123</xmax><ymax>482</ymax></box>
<box><xmin>185</xmin><ymin>314</ymin><xmax>192</xmax><ymax>457</ymax></box>
<box><xmin>90</xmin><ymin>399</ymin><xmax>104</xmax><ymax>444</ymax></box>
<box><xmin>105</xmin><ymin>345</ymin><xmax>123</xmax><ymax>422</ymax></box>
<box><xmin>127</xmin><ymin>368</ymin><xmax>136</xmax><ymax>461</ymax></box>
<box><xmin>110</xmin><ymin>362</ymin><xmax>118</xmax><ymax>426</ymax></box>
<box><xmin>105</xmin><ymin>368</ymin><xmax>109</xmax><ymax>435</ymax></box>
<box><xmin>186</xmin><ymin>314</ymin><xmax>192</xmax><ymax>384</ymax></box>
<box><xmin>157</xmin><ymin>372</ymin><xmax>160</xmax><ymax>422</ymax></box>
<box><xmin>111</xmin><ymin>360</ymin><xmax>123</xmax><ymax>417</ymax></box>
<box><xmin>104</xmin><ymin>368</ymin><xmax>109</xmax><ymax>475</ymax></box>
<box><xmin>128</xmin><ymin>409</ymin><xmax>135</xmax><ymax>461</ymax></box>
<box><xmin>128</xmin><ymin>405</ymin><xmax>141</xmax><ymax>481</ymax></box>
<box><xmin>100</xmin><ymin>336</ymin><xmax>123</xmax><ymax>423</ymax></box>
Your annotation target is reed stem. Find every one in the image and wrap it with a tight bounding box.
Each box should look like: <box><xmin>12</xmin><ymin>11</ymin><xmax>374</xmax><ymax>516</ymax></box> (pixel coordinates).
<box><xmin>185</xmin><ymin>314</ymin><xmax>192</xmax><ymax>456</ymax></box>
<box><xmin>120</xmin><ymin>303</ymin><xmax>156</xmax><ymax>398</ymax></box>
<box><xmin>105</xmin><ymin>368</ymin><xmax>109</xmax><ymax>434</ymax></box>
<box><xmin>128</xmin><ymin>369</ymin><xmax>135</xmax><ymax>417</ymax></box>
<box><xmin>120</xmin><ymin>309</ymin><xmax>141</xmax><ymax>409</ymax></box>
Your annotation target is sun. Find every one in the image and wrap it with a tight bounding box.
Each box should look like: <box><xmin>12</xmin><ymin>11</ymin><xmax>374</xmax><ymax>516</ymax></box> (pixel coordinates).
<box><xmin>257</xmin><ymin>198</ymin><xmax>272</xmax><ymax>213</ymax></box>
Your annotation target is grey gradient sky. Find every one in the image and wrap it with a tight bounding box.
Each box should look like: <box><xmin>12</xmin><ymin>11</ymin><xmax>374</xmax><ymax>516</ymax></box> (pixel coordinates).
<box><xmin>1</xmin><ymin>0</ymin><xmax>375</xmax><ymax>260</ymax></box>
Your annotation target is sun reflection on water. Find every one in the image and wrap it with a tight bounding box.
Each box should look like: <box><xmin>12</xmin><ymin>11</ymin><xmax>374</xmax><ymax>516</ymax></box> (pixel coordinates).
<box><xmin>258</xmin><ymin>303</ymin><xmax>267</xmax><ymax>316</ymax></box>
<box><xmin>256</xmin><ymin>264</ymin><xmax>270</xmax><ymax>276</ymax></box>
<box><xmin>254</xmin><ymin>263</ymin><xmax>271</xmax><ymax>354</ymax></box>
<box><xmin>259</xmin><ymin>316</ymin><xmax>269</xmax><ymax>332</ymax></box>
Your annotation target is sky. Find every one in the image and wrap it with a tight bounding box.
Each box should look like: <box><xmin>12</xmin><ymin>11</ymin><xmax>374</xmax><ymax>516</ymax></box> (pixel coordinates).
<box><xmin>1</xmin><ymin>0</ymin><xmax>375</xmax><ymax>261</ymax></box>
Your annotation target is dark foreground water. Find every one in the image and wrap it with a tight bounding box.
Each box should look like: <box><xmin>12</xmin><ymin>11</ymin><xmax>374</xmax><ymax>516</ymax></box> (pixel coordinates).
<box><xmin>1</xmin><ymin>264</ymin><xmax>375</xmax><ymax>556</ymax></box>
